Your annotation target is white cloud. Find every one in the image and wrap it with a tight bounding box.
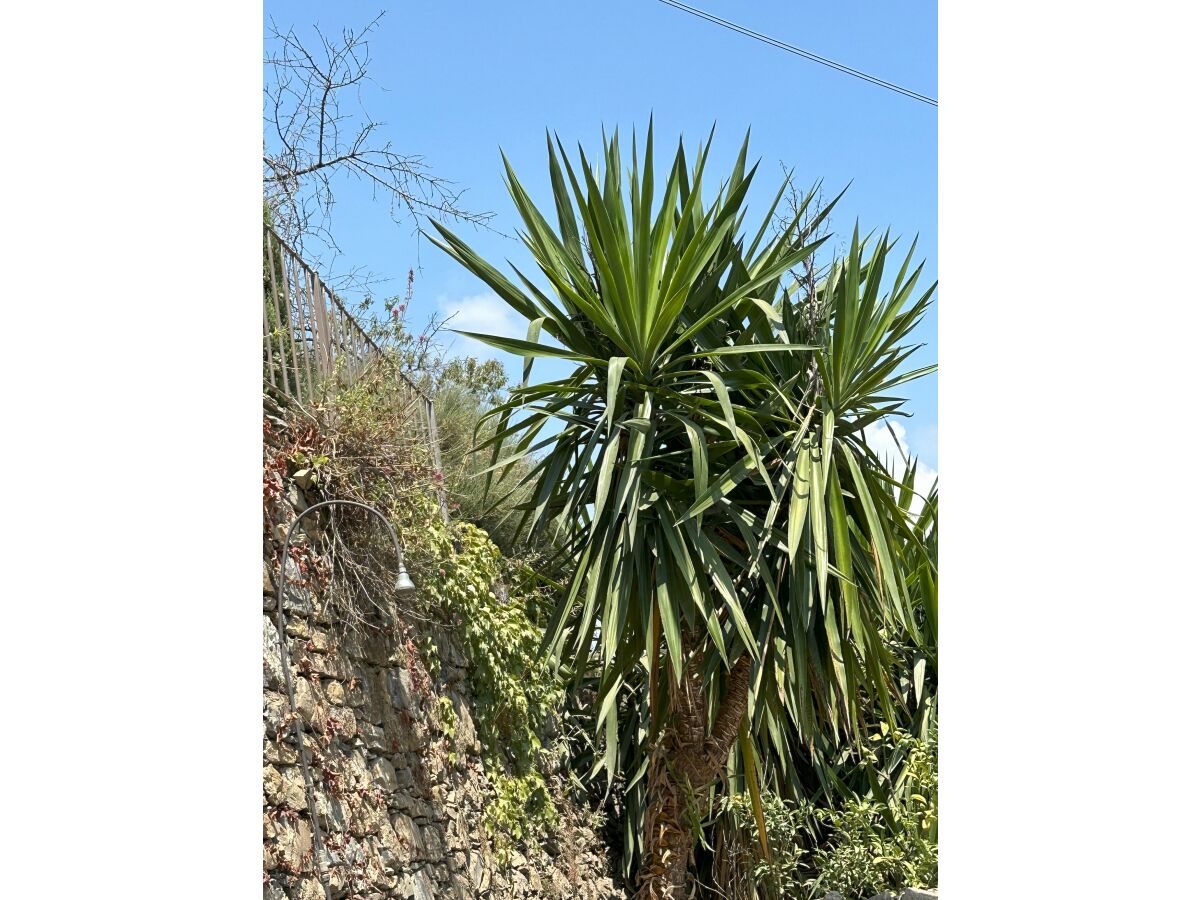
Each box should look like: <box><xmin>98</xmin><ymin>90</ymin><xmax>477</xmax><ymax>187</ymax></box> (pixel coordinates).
<box><xmin>863</xmin><ymin>420</ymin><xmax>938</xmax><ymax>509</ymax></box>
<box><xmin>436</xmin><ymin>292</ymin><xmax>525</xmax><ymax>360</ymax></box>
<box><xmin>435</xmin><ymin>291</ymin><xmax>576</xmax><ymax>386</ymax></box>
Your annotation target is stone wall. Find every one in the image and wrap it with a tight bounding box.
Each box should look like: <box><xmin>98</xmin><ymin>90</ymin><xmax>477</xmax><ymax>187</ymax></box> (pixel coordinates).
<box><xmin>263</xmin><ymin>407</ymin><xmax>623</xmax><ymax>900</ymax></box>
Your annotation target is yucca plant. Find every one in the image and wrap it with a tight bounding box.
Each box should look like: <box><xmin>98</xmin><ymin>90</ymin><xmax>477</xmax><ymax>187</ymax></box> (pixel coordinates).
<box><xmin>428</xmin><ymin>124</ymin><xmax>936</xmax><ymax>899</ymax></box>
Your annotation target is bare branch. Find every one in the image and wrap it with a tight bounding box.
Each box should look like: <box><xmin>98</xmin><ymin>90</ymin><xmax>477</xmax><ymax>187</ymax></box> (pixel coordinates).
<box><xmin>264</xmin><ymin>13</ymin><xmax>494</xmax><ymax>266</ymax></box>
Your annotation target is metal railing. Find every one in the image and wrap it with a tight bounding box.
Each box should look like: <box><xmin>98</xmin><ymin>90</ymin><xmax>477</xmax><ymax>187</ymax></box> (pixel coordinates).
<box><xmin>263</xmin><ymin>225</ymin><xmax>449</xmax><ymax>522</ymax></box>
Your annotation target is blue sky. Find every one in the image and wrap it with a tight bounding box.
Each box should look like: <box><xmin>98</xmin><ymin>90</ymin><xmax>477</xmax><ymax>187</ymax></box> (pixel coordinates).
<box><xmin>264</xmin><ymin>0</ymin><xmax>937</xmax><ymax>470</ymax></box>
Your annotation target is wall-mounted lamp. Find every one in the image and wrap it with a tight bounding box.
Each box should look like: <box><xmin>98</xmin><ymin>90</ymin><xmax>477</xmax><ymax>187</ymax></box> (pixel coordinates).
<box><xmin>394</xmin><ymin>568</ymin><xmax>416</xmax><ymax>595</ymax></box>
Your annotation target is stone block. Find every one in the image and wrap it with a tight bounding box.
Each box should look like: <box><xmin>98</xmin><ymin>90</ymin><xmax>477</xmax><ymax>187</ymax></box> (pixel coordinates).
<box><xmin>386</xmin><ymin>667</ymin><xmax>417</xmax><ymax>711</ymax></box>
<box><xmin>451</xmin><ymin>873</ymin><xmax>473</xmax><ymax>900</ymax></box>
<box><xmin>328</xmin><ymin>706</ymin><xmax>357</xmax><ymax>741</ymax></box>
<box><xmin>300</xmin><ymin>648</ymin><xmax>351</xmax><ymax>680</ymax></box>
<box><xmin>315</xmin><ymin>792</ymin><xmax>347</xmax><ymax>832</ymax></box>
<box><xmin>359</xmin><ymin>722</ymin><xmax>387</xmax><ymax>752</ymax></box>
<box><xmin>402</xmin><ymin>869</ymin><xmax>437</xmax><ymax>900</ymax></box>
<box><xmin>263</xmin><ymin>739</ymin><xmax>298</xmax><ymax>765</ymax></box>
<box><xmin>272</xmin><ymin>816</ymin><xmax>312</xmax><ymax>873</ymax></box>
<box><xmin>368</xmin><ymin>755</ymin><xmax>399</xmax><ymax>792</ymax></box>
<box><xmin>293</xmin><ymin>677</ymin><xmax>326</xmax><ymax>730</ymax></box>
<box><xmin>263</xmin><ymin>765</ymin><xmax>306</xmax><ymax>812</ymax></box>
<box><xmin>349</xmin><ymin>798</ymin><xmax>392</xmax><ymax>840</ymax></box>
<box><xmin>308</xmin><ymin>629</ymin><xmax>331</xmax><ymax>652</ymax></box>
<box><xmin>324</xmin><ymin>680</ymin><xmax>345</xmax><ymax>706</ymax></box>
<box><xmin>468</xmin><ymin>850</ymin><xmax>487</xmax><ymax>892</ymax></box>
<box><xmin>448</xmin><ymin>692</ymin><xmax>478</xmax><ymax>755</ymax></box>
<box><xmin>393</xmin><ymin>764</ymin><xmax>416</xmax><ymax>793</ymax></box>
<box><xmin>421</xmin><ymin>824</ymin><xmax>445</xmax><ymax>858</ymax></box>
<box><xmin>509</xmin><ymin>868</ymin><xmax>529</xmax><ymax>894</ymax></box>
<box><xmin>292</xmin><ymin>877</ymin><xmax>325</xmax><ymax>900</ymax></box>
<box><xmin>263</xmin><ymin>691</ymin><xmax>289</xmax><ymax>735</ymax></box>
<box><xmin>346</xmin><ymin>674</ymin><xmax>367</xmax><ymax>708</ymax></box>
<box><xmin>280</xmin><ymin>561</ymin><xmax>315</xmax><ymax>615</ymax></box>
<box><xmin>392</xmin><ymin>812</ymin><xmax>423</xmax><ymax>858</ymax></box>
<box><xmin>263</xmin><ymin>617</ymin><xmax>285</xmax><ymax>691</ymax></box>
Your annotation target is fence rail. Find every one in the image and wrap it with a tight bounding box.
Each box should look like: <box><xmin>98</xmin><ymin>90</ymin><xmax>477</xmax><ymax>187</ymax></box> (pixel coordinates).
<box><xmin>263</xmin><ymin>225</ymin><xmax>449</xmax><ymax>521</ymax></box>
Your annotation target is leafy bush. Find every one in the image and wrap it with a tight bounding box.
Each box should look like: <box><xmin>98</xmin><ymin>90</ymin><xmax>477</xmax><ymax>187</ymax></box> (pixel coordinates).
<box><xmin>484</xmin><ymin>770</ymin><xmax>559</xmax><ymax>863</ymax></box>
<box><xmin>806</xmin><ymin>727</ymin><xmax>937</xmax><ymax>899</ymax></box>
<box><xmin>318</xmin><ymin>365</ymin><xmax>565</xmax><ymax>859</ymax></box>
<box><xmin>428</xmin><ymin>372</ymin><xmax>544</xmax><ymax>556</ymax></box>
<box><xmin>339</xmin><ymin>285</ymin><xmax>544</xmax><ymax>555</ymax></box>
<box><xmin>718</xmin><ymin>790</ymin><xmax>811</xmax><ymax>899</ymax></box>
<box><xmin>710</xmin><ymin>725</ymin><xmax>936</xmax><ymax>900</ymax></box>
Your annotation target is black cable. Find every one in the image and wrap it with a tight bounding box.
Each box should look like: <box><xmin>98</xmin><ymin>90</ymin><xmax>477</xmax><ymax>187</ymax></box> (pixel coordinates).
<box><xmin>655</xmin><ymin>0</ymin><xmax>938</xmax><ymax>107</ymax></box>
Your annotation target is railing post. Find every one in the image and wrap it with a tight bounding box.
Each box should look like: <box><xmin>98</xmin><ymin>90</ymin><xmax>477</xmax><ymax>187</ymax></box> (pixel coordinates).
<box><xmin>264</xmin><ymin>230</ymin><xmax>291</xmax><ymax>397</ymax></box>
<box><xmin>426</xmin><ymin>396</ymin><xmax>451</xmax><ymax>525</ymax></box>
<box><xmin>311</xmin><ymin>268</ymin><xmax>332</xmax><ymax>384</ymax></box>
<box><xmin>263</xmin><ymin>226</ymin><xmax>451</xmax><ymax>526</ymax></box>
<box><xmin>289</xmin><ymin>250</ymin><xmax>314</xmax><ymax>404</ymax></box>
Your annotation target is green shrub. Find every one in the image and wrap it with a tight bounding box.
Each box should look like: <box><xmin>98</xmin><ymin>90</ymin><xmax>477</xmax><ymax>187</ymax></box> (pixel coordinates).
<box><xmin>712</xmin><ymin>726</ymin><xmax>936</xmax><ymax>900</ymax></box>
<box><xmin>484</xmin><ymin>771</ymin><xmax>559</xmax><ymax>864</ymax></box>
<box><xmin>321</xmin><ymin>367</ymin><xmax>564</xmax><ymax>860</ymax></box>
<box><xmin>719</xmin><ymin>790</ymin><xmax>811</xmax><ymax>899</ymax></box>
<box><xmin>806</xmin><ymin>726</ymin><xmax>938</xmax><ymax>899</ymax></box>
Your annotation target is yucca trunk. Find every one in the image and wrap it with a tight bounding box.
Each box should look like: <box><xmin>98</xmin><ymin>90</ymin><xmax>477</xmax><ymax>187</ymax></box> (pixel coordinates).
<box><xmin>638</xmin><ymin>652</ymin><xmax>752</xmax><ymax>899</ymax></box>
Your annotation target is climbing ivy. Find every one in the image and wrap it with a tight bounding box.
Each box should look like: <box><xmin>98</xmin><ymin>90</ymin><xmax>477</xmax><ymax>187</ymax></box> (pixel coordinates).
<box><xmin>483</xmin><ymin>770</ymin><xmax>558</xmax><ymax>863</ymax></box>
<box><xmin>323</xmin><ymin>375</ymin><xmax>564</xmax><ymax>860</ymax></box>
<box><xmin>399</xmin><ymin>495</ymin><xmax>563</xmax><ymax>857</ymax></box>
<box><xmin>414</xmin><ymin>517</ymin><xmax>560</xmax><ymax>762</ymax></box>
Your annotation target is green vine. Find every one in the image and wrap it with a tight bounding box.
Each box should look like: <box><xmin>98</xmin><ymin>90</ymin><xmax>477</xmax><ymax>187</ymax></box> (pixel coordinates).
<box><xmin>404</xmin><ymin>504</ymin><xmax>562</xmax><ymax>856</ymax></box>
<box><xmin>483</xmin><ymin>770</ymin><xmax>558</xmax><ymax>864</ymax></box>
<box><xmin>324</xmin><ymin>375</ymin><xmax>564</xmax><ymax>862</ymax></box>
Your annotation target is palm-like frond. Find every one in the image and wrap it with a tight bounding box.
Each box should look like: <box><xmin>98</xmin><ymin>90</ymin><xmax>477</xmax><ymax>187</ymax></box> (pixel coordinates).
<box><xmin>428</xmin><ymin>124</ymin><xmax>937</xmax><ymax>889</ymax></box>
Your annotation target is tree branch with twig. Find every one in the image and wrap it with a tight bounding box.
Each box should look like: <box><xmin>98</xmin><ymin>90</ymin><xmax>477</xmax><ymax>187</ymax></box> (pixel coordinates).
<box><xmin>264</xmin><ymin>12</ymin><xmax>493</xmax><ymax>272</ymax></box>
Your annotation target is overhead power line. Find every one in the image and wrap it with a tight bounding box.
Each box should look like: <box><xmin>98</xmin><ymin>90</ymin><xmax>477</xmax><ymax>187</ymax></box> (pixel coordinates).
<box><xmin>655</xmin><ymin>0</ymin><xmax>938</xmax><ymax>108</ymax></box>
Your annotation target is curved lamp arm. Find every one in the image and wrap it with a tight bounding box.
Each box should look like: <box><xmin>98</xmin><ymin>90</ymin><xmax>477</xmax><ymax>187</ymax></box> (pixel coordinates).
<box><xmin>277</xmin><ymin>499</ymin><xmax>415</xmax><ymax>601</ymax></box>
<box><xmin>271</xmin><ymin>499</ymin><xmax>413</xmax><ymax>900</ymax></box>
